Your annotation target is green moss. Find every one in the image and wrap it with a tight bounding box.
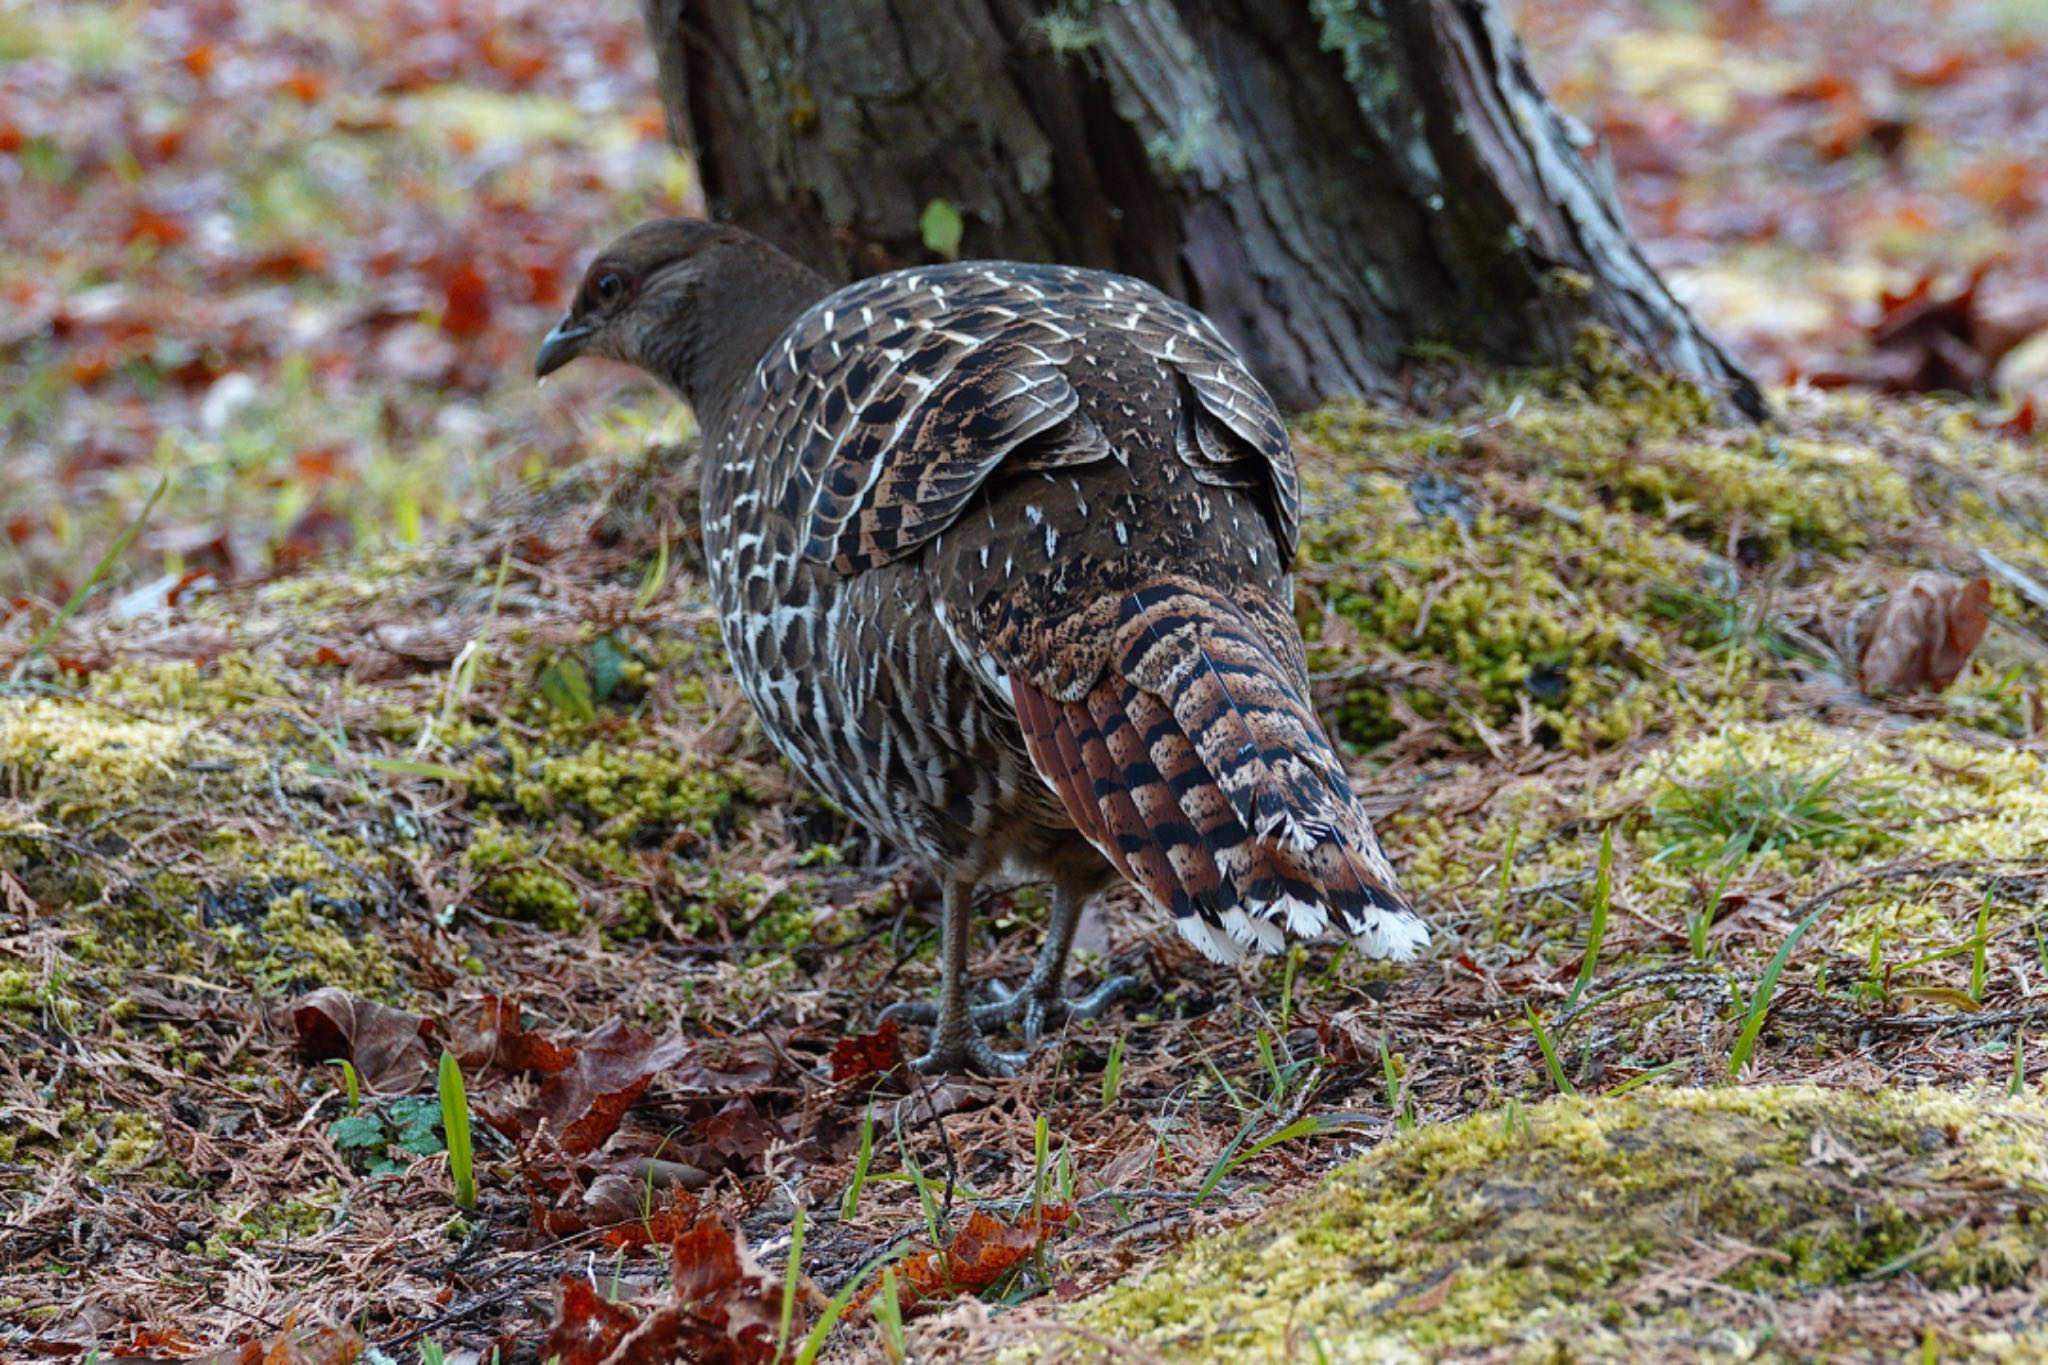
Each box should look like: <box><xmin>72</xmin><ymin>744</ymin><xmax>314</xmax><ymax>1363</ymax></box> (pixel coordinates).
<box><xmin>1065</xmin><ymin>1086</ymin><xmax>2048</xmax><ymax>1361</ymax></box>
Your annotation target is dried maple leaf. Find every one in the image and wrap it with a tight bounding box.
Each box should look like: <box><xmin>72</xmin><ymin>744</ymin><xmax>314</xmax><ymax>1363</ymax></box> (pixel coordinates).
<box><xmin>536</xmin><ymin>1215</ymin><xmax>792</xmax><ymax>1365</ymax></box>
<box><xmin>455</xmin><ymin>994</ymin><xmax>580</xmax><ymax>1073</ymax></box>
<box><xmin>287</xmin><ymin>987</ymin><xmax>435</xmax><ymax>1094</ymax></box>
<box><xmin>828</xmin><ymin>1018</ymin><xmax>904</xmax><ymax>1081</ymax></box>
<box><xmin>854</xmin><ymin>1206</ymin><xmax>1071</xmax><ymax>1319</ymax></box>
<box><xmin>487</xmin><ymin>1018</ymin><xmax>692</xmax><ymax>1155</ymax></box>
<box><xmin>1858</xmin><ymin>573</ymin><xmax>1992</xmax><ymax>694</ymax></box>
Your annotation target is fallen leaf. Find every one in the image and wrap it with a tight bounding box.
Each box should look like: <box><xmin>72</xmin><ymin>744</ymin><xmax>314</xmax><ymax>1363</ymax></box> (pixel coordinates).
<box><xmin>854</xmin><ymin>1206</ymin><xmax>1071</xmax><ymax>1319</ymax></box>
<box><xmin>534</xmin><ymin>1215</ymin><xmax>791</xmax><ymax>1365</ymax></box>
<box><xmin>828</xmin><ymin>1018</ymin><xmax>904</xmax><ymax>1082</ymax></box>
<box><xmin>490</xmin><ymin>1018</ymin><xmax>692</xmax><ymax>1155</ymax></box>
<box><xmin>287</xmin><ymin>987</ymin><xmax>436</xmax><ymax>1093</ymax></box>
<box><xmin>1857</xmin><ymin>572</ymin><xmax>1992</xmax><ymax>694</ymax></box>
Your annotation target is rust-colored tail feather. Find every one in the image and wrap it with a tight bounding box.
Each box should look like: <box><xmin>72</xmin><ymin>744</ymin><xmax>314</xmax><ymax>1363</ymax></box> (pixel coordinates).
<box><xmin>1011</xmin><ymin>580</ymin><xmax>1427</xmax><ymax>963</ymax></box>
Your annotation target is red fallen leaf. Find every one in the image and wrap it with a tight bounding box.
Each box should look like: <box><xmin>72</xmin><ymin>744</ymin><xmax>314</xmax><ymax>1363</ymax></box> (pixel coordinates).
<box><xmin>125</xmin><ymin>206</ymin><xmax>189</xmax><ymax>247</ymax></box>
<box><xmin>0</xmin><ymin>121</ymin><xmax>23</xmax><ymax>154</ymax></box>
<box><xmin>597</xmin><ymin>1181</ymin><xmax>709</xmax><ymax>1247</ymax></box>
<box><xmin>1858</xmin><ymin>573</ymin><xmax>1993</xmax><ymax>695</ymax></box>
<box><xmin>294</xmin><ymin>447</ymin><xmax>341</xmax><ymax>486</ymax></box>
<box><xmin>455</xmin><ymin>994</ymin><xmax>580</xmax><ymax>1073</ymax></box>
<box><xmin>699</xmin><ymin>1096</ymin><xmax>785</xmax><ymax>1166</ymax></box>
<box><xmin>172</xmin><ymin>1319</ymin><xmax>362</xmax><ymax>1365</ymax></box>
<box><xmin>536</xmin><ymin>1216</ymin><xmax>790</xmax><ymax>1365</ymax></box>
<box><xmin>67</xmin><ymin>348</ymin><xmax>115</xmax><ymax>386</ymax></box>
<box><xmin>829</xmin><ymin>1018</ymin><xmax>904</xmax><ymax>1081</ymax></box>
<box><xmin>247</xmin><ymin>242</ymin><xmax>331</xmax><ymax>283</ymax></box>
<box><xmin>440</xmin><ymin>262</ymin><xmax>493</xmax><ymax>339</ymax></box>
<box><xmin>536</xmin><ymin>1278</ymin><xmax>642</xmax><ymax>1365</ymax></box>
<box><xmin>2000</xmin><ymin>396</ymin><xmax>2037</xmax><ymax>440</ymax></box>
<box><xmin>274</xmin><ymin>505</ymin><xmax>353</xmax><ymax>572</ymax></box>
<box><xmin>481</xmin><ymin>32</ymin><xmax>547</xmax><ymax>85</ymax></box>
<box><xmin>281</xmin><ymin>70</ymin><xmax>329</xmax><ymax>103</ymax></box>
<box><xmin>181</xmin><ymin>44</ymin><xmax>216</xmax><ymax>79</ymax></box>
<box><xmin>490</xmin><ymin>1018</ymin><xmax>693</xmax><ymax>1155</ymax></box>
<box><xmin>5</xmin><ymin>516</ymin><xmax>29</xmax><ymax>545</ymax></box>
<box><xmin>287</xmin><ymin>987</ymin><xmax>436</xmax><ymax>1094</ymax></box>
<box><xmin>854</xmin><ymin>1206</ymin><xmax>1071</xmax><ymax>1319</ymax></box>
<box><xmin>1894</xmin><ymin>46</ymin><xmax>1973</xmax><ymax>89</ymax></box>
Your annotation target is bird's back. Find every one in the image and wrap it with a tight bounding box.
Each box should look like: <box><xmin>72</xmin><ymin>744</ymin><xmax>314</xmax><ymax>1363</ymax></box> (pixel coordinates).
<box><xmin>703</xmin><ymin>261</ymin><xmax>1425</xmax><ymax>963</ymax></box>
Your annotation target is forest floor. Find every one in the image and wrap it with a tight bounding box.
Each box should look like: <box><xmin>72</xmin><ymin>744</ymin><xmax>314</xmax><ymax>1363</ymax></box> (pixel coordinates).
<box><xmin>4</xmin><ymin>1</ymin><xmax>2048</xmax><ymax>1362</ymax></box>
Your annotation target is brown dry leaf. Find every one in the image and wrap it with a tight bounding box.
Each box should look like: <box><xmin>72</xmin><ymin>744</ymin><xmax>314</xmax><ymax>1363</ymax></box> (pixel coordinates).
<box><xmin>287</xmin><ymin>987</ymin><xmax>435</xmax><ymax>1094</ymax></box>
<box><xmin>159</xmin><ymin>1321</ymin><xmax>364</xmax><ymax>1365</ymax></box>
<box><xmin>454</xmin><ymin>994</ymin><xmax>580</xmax><ymax>1073</ymax></box>
<box><xmin>534</xmin><ymin>1215</ymin><xmax>791</xmax><ymax>1365</ymax></box>
<box><xmin>1857</xmin><ymin>572</ymin><xmax>1992</xmax><ymax>694</ymax></box>
<box><xmin>490</xmin><ymin>1018</ymin><xmax>691</xmax><ymax>1155</ymax></box>
<box><xmin>828</xmin><ymin>1018</ymin><xmax>905</xmax><ymax>1082</ymax></box>
<box><xmin>855</xmin><ymin>1206</ymin><xmax>1071</xmax><ymax>1320</ymax></box>
<box><xmin>534</xmin><ymin>1278</ymin><xmax>641</xmax><ymax>1365</ymax></box>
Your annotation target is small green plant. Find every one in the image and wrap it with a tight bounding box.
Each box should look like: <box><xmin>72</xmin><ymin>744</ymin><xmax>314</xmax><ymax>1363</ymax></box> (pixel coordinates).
<box><xmin>1379</xmin><ymin>1034</ymin><xmax>1414</xmax><ymax>1131</ymax></box>
<box><xmin>1729</xmin><ymin>902</ymin><xmax>1828</xmax><ymax>1077</ymax></box>
<box><xmin>13</xmin><ymin>475</ymin><xmax>167</xmax><ymax>679</ymax></box>
<box><xmin>1497</xmin><ymin>816</ymin><xmax>1520</xmax><ymax>913</ymax></box>
<box><xmin>841</xmin><ymin>1110</ymin><xmax>875</xmax><ymax>1220</ymax></box>
<box><xmin>1970</xmin><ymin>888</ymin><xmax>1994</xmax><ymax>1004</ymax></box>
<box><xmin>872</xmin><ymin>1267</ymin><xmax>907</xmax><ymax>1363</ymax></box>
<box><xmin>635</xmin><ymin>526</ymin><xmax>672</xmax><ymax>613</ymax></box>
<box><xmin>2012</xmin><ymin>1030</ymin><xmax>2028</xmax><ymax>1098</ymax></box>
<box><xmin>1692</xmin><ymin>829</ymin><xmax>1752</xmax><ymax>960</ymax></box>
<box><xmin>919</xmin><ymin>198</ymin><xmax>964</xmax><ymax>259</ymax></box>
<box><xmin>1651</xmin><ymin>748</ymin><xmax>1904</xmax><ymax>870</ymax></box>
<box><xmin>1100</xmin><ymin>1033</ymin><xmax>1126</xmax><ymax>1109</ymax></box>
<box><xmin>1279</xmin><ymin>943</ymin><xmax>1304</xmax><ymax>1033</ymax></box>
<box><xmin>438</xmin><ymin>1050</ymin><xmax>475</xmax><ymax>1211</ymax></box>
<box><xmin>327</xmin><ymin>1095</ymin><xmax>445</xmax><ymax>1176</ymax></box>
<box><xmin>1525</xmin><ymin>1004</ymin><xmax>1577</xmax><ymax>1096</ymax></box>
<box><xmin>778</xmin><ymin>1204</ymin><xmax>805</xmax><ymax>1358</ymax></box>
<box><xmin>1196</xmin><ymin>1115</ymin><xmax>1327</xmax><ymax>1204</ymax></box>
<box><xmin>333</xmin><ymin>1059</ymin><xmax>361</xmax><ymax>1115</ymax></box>
<box><xmin>1565</xmin><ymin>826</ymin><xmax>1614</xmax><ymax>1012</ymax></box>
<box><xmin>1031</xmin><ymin>1114</ymin><xmax>1052</xmax><ymax>1224</ymax></box>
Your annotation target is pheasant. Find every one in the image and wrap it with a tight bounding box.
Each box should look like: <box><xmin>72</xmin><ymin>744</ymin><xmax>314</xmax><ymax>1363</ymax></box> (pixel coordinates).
<box><xmin>536</xmin><ymin>219</ymin><xmax>1427</xmax><ymax>1074</ymax></box>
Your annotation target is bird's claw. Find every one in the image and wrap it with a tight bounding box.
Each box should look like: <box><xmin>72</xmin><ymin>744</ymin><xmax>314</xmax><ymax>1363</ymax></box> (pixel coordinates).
<box><xmin>882</xmin><ymin>974</ymin><xmax>1138</xmax><ymax>1045</ymax></box>
<box><xmin>909</xmin><ymin>1032</ymin><xmax>1027</xmax><ymax>1077</ymax></box>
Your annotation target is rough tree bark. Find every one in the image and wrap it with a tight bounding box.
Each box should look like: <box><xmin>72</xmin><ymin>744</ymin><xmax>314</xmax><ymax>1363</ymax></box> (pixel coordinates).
<box><xmin>640</xmin><ymin>0</ymin><xmax>1765</xmax><ymax>418</ymax></box>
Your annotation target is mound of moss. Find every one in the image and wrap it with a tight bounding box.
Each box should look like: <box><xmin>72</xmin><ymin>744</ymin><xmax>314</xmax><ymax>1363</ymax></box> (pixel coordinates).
<box><xmin>1063</xmin><ymin>1085</ymin><xmax>2048</xmax><ymax>1361</ymax></box>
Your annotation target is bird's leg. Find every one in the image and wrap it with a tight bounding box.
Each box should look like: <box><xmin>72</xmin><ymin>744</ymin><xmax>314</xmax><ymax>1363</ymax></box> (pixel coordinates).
<box><xmin>984</xmin><ymin>883</ymin><xmax>1138</xmax><ymax>1045</ymax></box>
<box><xmin>881</xmin><ymin>883</ymin><xmax>1137</xmax><ymax>1052</ymax></box>
<box><xmin>881</xmin><ymin>878</ymin><xmax>1025</xmax><ymax>1077</ymax></box>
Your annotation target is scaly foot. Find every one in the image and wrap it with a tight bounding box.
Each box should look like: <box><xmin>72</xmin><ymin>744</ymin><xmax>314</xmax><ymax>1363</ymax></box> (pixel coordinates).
<box><xmin>881</xmin><ymin>972</ymin><xmax>1138</xmax><ymax>1048</ymax></box>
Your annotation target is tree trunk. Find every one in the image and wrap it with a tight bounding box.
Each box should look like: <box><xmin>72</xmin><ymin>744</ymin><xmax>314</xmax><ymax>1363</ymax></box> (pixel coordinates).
<box><xmin>641</xmin><ymin>0</ymin><xmax>1765</xmax><ymax>419</ymax></box>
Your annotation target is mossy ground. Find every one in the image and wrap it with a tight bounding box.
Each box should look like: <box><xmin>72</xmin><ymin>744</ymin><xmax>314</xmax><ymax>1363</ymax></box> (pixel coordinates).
<box><xmin>1055</xmin><ymin>1085</ymin><xmax>2048</xmax><ymax>1362</ymax></box>
<box><xmin>3</xmin><ymin>368</ymin><xmax>2047</xmax><ymax>1357</ymax></box>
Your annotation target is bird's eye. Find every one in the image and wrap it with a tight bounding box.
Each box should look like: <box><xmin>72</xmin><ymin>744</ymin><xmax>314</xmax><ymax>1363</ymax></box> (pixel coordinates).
<box><xmin>593</xmin><ymin>272</ymin><xmax>625</xmax><ymax>306</ymax></box>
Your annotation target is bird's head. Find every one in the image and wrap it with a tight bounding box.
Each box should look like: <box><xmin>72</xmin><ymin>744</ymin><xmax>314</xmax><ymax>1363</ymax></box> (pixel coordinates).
<box><xmin>535</xmin><ymin>218</ymin><xmax>828</xmax><ymax>419</ymax></box>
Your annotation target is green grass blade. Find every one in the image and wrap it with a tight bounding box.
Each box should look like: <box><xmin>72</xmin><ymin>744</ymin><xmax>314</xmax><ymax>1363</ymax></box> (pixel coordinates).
<box><xmin>779</xmin><ymin>1203</ymin><xmax>805</xmax><ymax>1356</ymax></box>
<box><xmin>1728</xmin><ymin>901</ymin><xmax>1828</xmax><ymax>1078</ymax></box>
<box><xmin>437</xmin><ymin>1050</ymin><xmax>475</xmax><ymax>1211</ymax></box>
<box><xmin>15</xmin><ymin>475</ymin><xmax>168</xmax><ymax>676</ymax></box>
<box><xmin>841</xmin><ymin>1111</ymin><xmax>874</xmax><ymax>1220</ymax></box>
<box><xmin>1565</xmin><ymin>825</ymin><xmax>1614</xmax><ymax>1012</ymax></box>
<box><xmin>1525</xmin><ymin>1004</ymin><xmax>1578</xmax><ymax>1096</ymax></box>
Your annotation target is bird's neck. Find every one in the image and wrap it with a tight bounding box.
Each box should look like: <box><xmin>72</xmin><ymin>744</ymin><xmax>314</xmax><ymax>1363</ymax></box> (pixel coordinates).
<box><xmin>674</xmin><ymin>247</ymin><xmax>833</xmax><ymax>435</ymax></box>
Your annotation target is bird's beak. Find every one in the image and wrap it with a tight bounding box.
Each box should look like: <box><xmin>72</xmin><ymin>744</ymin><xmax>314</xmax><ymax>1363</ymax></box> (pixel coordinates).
<box><xmin>534</xmin><ymin>316</ymin><xmax>595</xmax><ymax>379</ymax></box>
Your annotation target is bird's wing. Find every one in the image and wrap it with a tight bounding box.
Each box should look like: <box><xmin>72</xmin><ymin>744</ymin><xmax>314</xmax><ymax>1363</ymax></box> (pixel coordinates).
<box><xmin>1145</xmin><ymin>298</ymin><xmax>1302</xmax><ymax>558</ymax></box>
<box><xmin>777</xmin><ymin>264</ymin><xmax>1298</xmax><ymax>575</ymax></box>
